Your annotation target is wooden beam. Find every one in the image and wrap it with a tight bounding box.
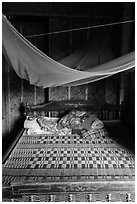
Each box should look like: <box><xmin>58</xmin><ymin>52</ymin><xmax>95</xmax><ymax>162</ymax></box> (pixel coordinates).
<box><xmin>20</xmin><ymin>24</ymin><xmax>24</xmax><ymax>103</ymax></box>
<box><xmin>3</xmin><ymin>11</ymin><xmax>112</xmax><ymax>19</ymax></box>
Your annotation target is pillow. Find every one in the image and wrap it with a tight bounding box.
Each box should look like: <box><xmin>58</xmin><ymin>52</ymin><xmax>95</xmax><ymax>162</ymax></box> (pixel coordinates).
<box><xmin>37</xmin><ymin>116</ymin><xmax>59</xmax><ymax>129</ymax></box>
<box><xmin>82</xmin><ymin>115</ymin><xmax>96</xmax><ymax>130</ymax></box>
<box><xmin>35</xmin><ymin>116</ymin><xmax>59</xmax><ymax>133</ymax></box>
<box><xmin>27</xmin><ymin>128</ymin><xmax>45</xmax><ymax>135</ymax></box>
<box><xmin>57</xmin><ymin>127</ymin><xmax>72</xmax><ymax>136</ymax></box>
<box><xmin>58</xmin><ymin>110</ymin><xmax>85</xmax><ymax>129</ymax></box>
<box><xmin>91</xmin><ymin>118</ymin><xmax>104</xmax><ymax>129</ymax></box>
<box><xmin>83</xmin><ymin>117</ymin><xmax>104</xmax><ymax>131</ymax></box>
<box><xmin>58</xmin><ymin>110</ymin><xmax>97</xmax><ymax>130</ymax></box>
<box><xmin>24</xmin><ymin>116</ymin><xmax>59</xmax><ymax>135</ymax></box>
<box><xmin>80</xmin><ymin>128</ymin><xmax>107</xmax><ymax>141</ymax></box>
<box><xmin>24</xmin><ymin>116</ymin><xmax>41</xmax><ymax>130</ymax></box>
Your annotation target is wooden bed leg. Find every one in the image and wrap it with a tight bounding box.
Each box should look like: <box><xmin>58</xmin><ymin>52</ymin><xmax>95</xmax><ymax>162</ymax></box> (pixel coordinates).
<box><xmin>68</xmin><ymin>194</ymin><xmax>73</xmax><ymax>202</ymax></box>
<box><xmin>49</xmin><ymin>194</ymin><xmax>55</xmax><ymax>202</ymax></box>
<box><xmin>30</xmin><ymin>195</ymin><xmax>34</xmax><ymax>202</ymax></box>
<box><xmin>106</xmin><ymin>193</ymin><xmax>111</xmax><ymax>202</ymax></box>
<box><xmin>88</xmin><ymin>194</ymin><xmax>92</xmax><ymax>202</ymax></box>
<box><xmin>126</xmin><ymin>193</ymin><xmax>131</xmax><ymax>202</ymax></box>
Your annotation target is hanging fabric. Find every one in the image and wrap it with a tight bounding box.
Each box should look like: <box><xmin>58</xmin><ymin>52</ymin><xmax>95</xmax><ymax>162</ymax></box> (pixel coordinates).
<box><xmin>59</xmin><ymin>29</ymin><xmax>114</xmax><ymax>69</ymax></box>
<box><xmin>2</xmin><ymin>15</ymin><xmax>135</xmax><ymax>88</ymax></box>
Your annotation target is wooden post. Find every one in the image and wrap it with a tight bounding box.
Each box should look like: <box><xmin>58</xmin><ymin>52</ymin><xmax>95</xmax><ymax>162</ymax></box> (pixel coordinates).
<box><xmin>20</xmin><ymin>23</ymin><xmax>24</xmax><ymax>103</ymax></box>
<box><xmin>85</xmin><ymin>85</ymin><xmax>88</xmax><ymax>100</ymax></box>
<box><xmin>116</xmin><ymin>74</ymin><xmax>121</xmax><ymax>106</ymax></box>
<box><xmin>6</xmin><ymin>61</ymin><xmax>11</xmax><ymax>133</ymax></box>
<box><xmin>67</xmin><ymin>4</ymin><xmax>73</xmax><ymax>100</ymax></box>
<box><xmin>33</xmin><ymin>24</ymin><xmax>37</xmax><ymax>106</ymax></box>
<box><xmin>48</xmin><ymin>4</ymin><xmax>52</xmax><ymax>116</ymax></box>
<box><xmin>2</xmin><ymin>54</ymin><xmax>6</xmax><ymax>122</ymax></box>
<box><xmin>85</xmin><ymin>7</ymin><xmax>91</xmax><ymax>101</ymax></box>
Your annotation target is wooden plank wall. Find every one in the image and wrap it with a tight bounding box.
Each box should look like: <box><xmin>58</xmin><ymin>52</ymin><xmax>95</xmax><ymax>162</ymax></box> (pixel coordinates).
<box><xmin>2</xmin><ymin>17</ymin><xmax>47</xmax><ymax>154</ymax></box>
<box><xmin>49</xmin><ymin>4</ymin><xmax>111</xmax><ymax>103</ymax></box>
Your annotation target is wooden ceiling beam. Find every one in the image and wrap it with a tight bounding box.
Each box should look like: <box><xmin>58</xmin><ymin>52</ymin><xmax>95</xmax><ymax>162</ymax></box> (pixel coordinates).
<box><xmin>3</xmin><ymin>12</ymin><xmax>111</xmax><ymax>20</ymax></box>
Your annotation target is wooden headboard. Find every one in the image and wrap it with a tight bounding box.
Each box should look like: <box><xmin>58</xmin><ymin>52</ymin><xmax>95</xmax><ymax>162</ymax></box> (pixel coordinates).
<box><xmin>25</xmin><ymin>100</ymin><xmax>122</xmax><ymax>120</ymax></box>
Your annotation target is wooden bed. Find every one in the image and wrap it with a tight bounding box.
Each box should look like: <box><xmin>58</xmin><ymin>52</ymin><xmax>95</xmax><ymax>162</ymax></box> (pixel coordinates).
<box><xmin>2</xmin><ymin>100</ymin><xmax>135</xmax><ymax>202</ymax></box>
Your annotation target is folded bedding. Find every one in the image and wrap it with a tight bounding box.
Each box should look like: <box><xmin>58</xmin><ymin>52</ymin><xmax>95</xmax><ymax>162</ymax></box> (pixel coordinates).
<box><xmin>24</xmin><ymin>116</ymin><xmax>72</xmax><ymax>135</ymax></box>
<box><xmin>24</xmin><ymin>110</ymin><xmax>106</xmax><ymax>139</ymax></box>
<box><xmin>58</xmin><ymin>110</ymin><xmax>103</xmax><ymax>129</ymax></box>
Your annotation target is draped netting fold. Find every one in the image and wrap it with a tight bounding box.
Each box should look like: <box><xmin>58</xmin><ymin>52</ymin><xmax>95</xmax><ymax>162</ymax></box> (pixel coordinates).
<box><xmin>2</xmin><ymin>15</ymin><xmax>135</xmax><ymax>88</ymax></box>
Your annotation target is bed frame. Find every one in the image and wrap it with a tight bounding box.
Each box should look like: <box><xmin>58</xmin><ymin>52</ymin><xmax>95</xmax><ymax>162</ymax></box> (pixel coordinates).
<box><xmin>3</xmin><ymin>100</ymin><xmax>122</xmax><ymax>164</ymax></box>
<box><xmin>3</xmin><ymin>100</ymin><xmax>134</xmax><ymax>202</ymax></box>
<box><xmin>25</xmin><ymin>99</ymin><xmax>122</xmax><ymax>120</ymax></box>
